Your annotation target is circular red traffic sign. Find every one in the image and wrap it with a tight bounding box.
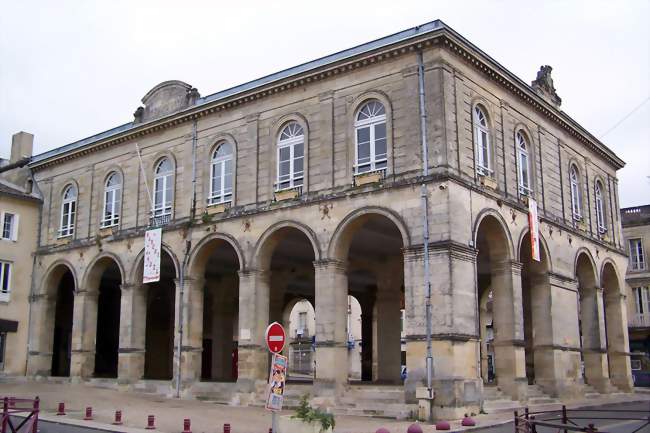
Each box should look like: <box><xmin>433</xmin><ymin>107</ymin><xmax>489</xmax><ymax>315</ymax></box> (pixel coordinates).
<box><xmin>265</xmin><ymin>322</ymin><xmax>286</xmax><ymax>353</ymax></box>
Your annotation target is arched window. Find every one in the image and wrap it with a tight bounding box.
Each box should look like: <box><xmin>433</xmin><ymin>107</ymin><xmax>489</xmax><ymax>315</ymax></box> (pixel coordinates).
<box><xmin>276</xmin><ymin>122</ymin><xmax>304</xmax><ymax>191</ymax></box>
<box><xmin>570</xmin><ymin>165</ymin><xmax>582</xmax><ymax>220</ymax></box>
<box><xmin>473</xmin><ymin>105</ymin><xmax>491</xmax><ymax>176</ymax></box>
<box><xmin>595</xmin><ymin>181</ymin><xmax>607</xmax><ymax>233</ymax></box>
<box><xmin>153</xmin><ymin>158</ymin><xmax>173</xmax><ymax>217</ymax></box>
<box><xmin>59</xmin><ymin>184</ymin><xmax>77</xmax><ymax>237</ymax></box>
<box><xmin>209</xmin><ymin>142</ymin><xmax>234</xmax><ymax>204</ymax></box>
<box><xmin>101</xmin><ymin>172</ymin><xmax>122</xmax><ymax>227</ymax></box>
<box><xmin>516</xmin><ymin>131</ymin><xmax>532</xmax><ymax>196</ymax></box>
<box><xmin>354</xmin><ymin>100</ymin><xmax>387</xmax><ymax>174</ymax></box>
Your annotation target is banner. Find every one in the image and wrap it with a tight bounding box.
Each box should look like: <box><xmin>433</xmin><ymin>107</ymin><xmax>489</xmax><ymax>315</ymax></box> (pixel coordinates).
<box><xmin>265</xmin><ymin>353</ymin><xmax>288</xmax><ymax>411</ymax></box>
<box><xmin>528</xmin><ymin>198</ymin><xmax>540</xmax><ymax>262</ymax></box>
<box><xmin>143</xmin><ymin>228</ymin><xmax>162</xmax><ymax>283</ymax></box>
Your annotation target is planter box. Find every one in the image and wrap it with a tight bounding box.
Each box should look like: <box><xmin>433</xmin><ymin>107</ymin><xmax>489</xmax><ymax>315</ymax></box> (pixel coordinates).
<box><xmin>278</xmin><ymin>415</ymin><xmax>333</xmax><ymax>433</ymax></box>
<box><xmin>275</xmin><ymin>188</ymin><xmax>299</xmax><ymax>201</ymax></box>
<box><xmin>99</xmin><ymin>226</ymin><xmax>116</xmax><ymax>237</ymax></box>
<box><xmin>55</xmin><ymin>236</ymin><xmax>72</xmax><ymax>246</ymax></box>
<box><xmin>354</xmin><ymin>171</ymin><xmax>382</xmax><ymax>186</ymax></box>
<box><xmin>206</xmin><ymin>202</ymin><xmax>230</xmax><ymax>215</ymax></box>
<box><xmin>479</xmin><ymin>175</ymin><xmax>497</xmax><ymax>190</ymax></box>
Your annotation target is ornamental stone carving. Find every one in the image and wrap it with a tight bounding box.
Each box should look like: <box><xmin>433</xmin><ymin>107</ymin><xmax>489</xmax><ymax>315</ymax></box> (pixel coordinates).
<box><xmin>531</xmin><ymin>65</ymin><xmax>562</xmax><ymax>107</ymax></box>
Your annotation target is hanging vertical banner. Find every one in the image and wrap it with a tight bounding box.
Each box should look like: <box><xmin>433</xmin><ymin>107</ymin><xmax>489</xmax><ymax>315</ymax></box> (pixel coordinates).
<box><xmin>528</xmin><ymin>198</ymin><xmax>540</xmax><ymax>262</ymax></box>
<box><xmin>143</xmin><ymin>228</ymin><xmax>162</xmax><ymax>283</ymax></box>
<box><xmin>265</xmin><ymin>353</ymin><xmax>288</xmax><ymax>411</ymax></box>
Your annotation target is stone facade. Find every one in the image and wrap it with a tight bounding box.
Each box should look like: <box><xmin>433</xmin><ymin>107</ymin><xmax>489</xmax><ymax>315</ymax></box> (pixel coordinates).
<box><xmin>23</xmin><ymin>20</ymin><xmax>632</xmax><ymax>419</ymax></box>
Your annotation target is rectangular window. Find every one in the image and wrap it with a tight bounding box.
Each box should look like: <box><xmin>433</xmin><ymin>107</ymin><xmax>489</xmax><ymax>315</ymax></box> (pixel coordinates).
<box><xmin>630</xmin><ymin>239</ymin><xmax>646</xmax><ymax>271</ymax></box>
<box><xmin>1</xmin><ymin>213</ymin><xmax>18</xmax><ymax>240</ymax></box>
<box><xmin>0</xmin><ymin>262</ymin><xmax>11</xmax><ymax>302</ymax></box>
<box><xmin>298</xmin><ymin>311</ymin><xmax>307</xmax><ymax>335</ymax></box>
<box><xmin>634</xmin><ymin>287</ymin><xmax>649</xmax><ymax>314</ymax></box>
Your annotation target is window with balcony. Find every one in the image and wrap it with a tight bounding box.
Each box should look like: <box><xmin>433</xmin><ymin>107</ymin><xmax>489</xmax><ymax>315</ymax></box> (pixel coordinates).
<box><xmin>516</xmin><ymin>131</ymin><xmax>532</xmax><ymax>197</ymax></box>
<box><xmin>59</xmin><ymin>184</ymin><xmax>77</xmax><ymax>237</ymax></box>
<box><xmin>354</xmin><ymin>100</ymin><xmax>387</xmax><ymax>175</ymax></box>
<box><xmin>152</xmin><ymin>158</ymin><xmax>173</xmax><ymax>223</ymax></box>
<box><xmin>595</xmin><ymin>181</ymin><xmax>607</xmax><ymax>234</ymax></box>
<box><xmin>101</xmin><ymin>172</ymin><xmax>122</xmax><ymax>228</ymax></box>
<box><xmin>209</xmin><ymin>142</ymin><xmax>234</xmax><ymax>205</ymax></box>
<box><xmin>276</xmin><ymin>122</ymin><xmax>304</xmax><ymax>191</ymax></box>
<box><xmin>569</xmin><ymin>165</ymin><xmax>582</xmax><ymax>220</ymax></box>
<box><xmin>629</xmin><ymin>238</ymin><xmax>646</xmax><ymax>271</ymax></box>
<box><xmin>473</xmin><ymin>105</ymin><xmax>492</xmax><ymax>176</ymax></box>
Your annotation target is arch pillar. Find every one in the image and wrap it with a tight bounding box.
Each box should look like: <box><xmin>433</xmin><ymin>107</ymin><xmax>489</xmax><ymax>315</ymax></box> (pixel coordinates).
<box><xmin>70</xmin><ymin>288</ymin><xmax>99</xmax><ymax>378</ymax></box>
<box><xmin>178</xmin><ymin>277</ymin><xmax>205</xmax><ymax>387</ymax></box>
<box><xmin>580</xmin><ymin>286</ymin><xmax>611</xmax><ymax>392</ymax></box>
<box><xmin>118</xmin><ymin>283</ymin><xmax>146</xmax><ymax>383</ymax></box>
<box><xmin>373</xmin><ymin>263</ymin><xmax>402</xmax><ymax>384</ymax></box>
<box><xmin>27</xmin><ymin>293</ymin><xmax>56</xmax><ymax>376</ymax></box>
<box><xmin>605</xmin><ymin>291</ymin><xmax>633</xmax><ymax>391</ymax></box>
<box><xmin>491</xmin><ymin>260</ymin><xmax>527</xmax><ymax>400</ymax></box>
<box><xmin>313</xmin><ymin>259</ymin><xmax>348</xmax><ymax>397</ymax></box>
<box><xmin>236</xmin><ymin>269</ymin><xmax>270</xmax><ymax>391</ymax></box>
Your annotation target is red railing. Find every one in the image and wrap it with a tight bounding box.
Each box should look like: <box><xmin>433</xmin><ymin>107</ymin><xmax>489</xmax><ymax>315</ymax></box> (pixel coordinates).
<box><xmin>1</xmin><ymin>397</ymin><xmax>39</xmax><ymax>433</ymax></box>
<box><xmin>514</xmin><ymin>404</ymin><xmax>650</xmax><ymax>433</ymax></box>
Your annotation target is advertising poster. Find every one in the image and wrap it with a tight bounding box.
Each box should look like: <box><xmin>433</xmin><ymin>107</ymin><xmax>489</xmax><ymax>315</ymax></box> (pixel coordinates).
<box><xmin>528</xmin><ymin>198</ymin><xmax>540</xmax><ymax>262</ymax></box>
<box><xmin>265</xmin><ymin>353</ymin><xmax>288</xmax><ymax>411</ymax></box>
<box><xmin>143</xmin><ymin>228</ymin><xmax>162</xmax><ymax>283</ymax></box>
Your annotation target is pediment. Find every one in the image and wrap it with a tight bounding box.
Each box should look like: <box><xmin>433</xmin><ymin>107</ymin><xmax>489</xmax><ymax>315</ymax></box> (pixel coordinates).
<box><xmin>134</xmin><ymin>80</ymin><xmax>199</xmax><ymax>123</ymax></box>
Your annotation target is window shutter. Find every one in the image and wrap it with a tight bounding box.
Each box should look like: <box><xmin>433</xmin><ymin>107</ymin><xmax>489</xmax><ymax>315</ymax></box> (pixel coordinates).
<box><xmin>11</xmin><ymin>214</ymin><xmax>19</xmax><ymax>241</ymax></box>
<box><xmin>0</xmin><ymin>212</ymin><xmax>4</xmax><ymax>239</ymax></box>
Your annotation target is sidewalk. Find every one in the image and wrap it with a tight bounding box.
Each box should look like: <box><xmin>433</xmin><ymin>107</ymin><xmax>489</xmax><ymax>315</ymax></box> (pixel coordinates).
<box><xmin>1</xmin><ymin>380</ymin><xmax>648</xmax><ymax>433</ymax></box>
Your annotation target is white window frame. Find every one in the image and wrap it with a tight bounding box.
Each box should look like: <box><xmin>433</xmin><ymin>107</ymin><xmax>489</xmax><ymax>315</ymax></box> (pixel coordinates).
<box><xmin>570</xmin><ymin>165</ymin><xmax>582</xmax><ymax>220</ymax></box>
<box><xmin>516</xmin><ymin>131</ymin><xmax>532</xmax><ymax>196</ymax></box>
<box><xmin>634</xmin><ymin>287</ymin><xmax>650</xmax><ymax>315</ymax></box>
<box><xmin>0</xmin><ymin>261</ymin><xmax>11</xmax><ymax>302</ymax></box>
<box><xmin>595</xmin><ymin>181</ymin><xmax>607</xmax><ymax>233</ymax></box>
<box><xmin>59</xmin><ymin>185</ymin><xmax>77</xmax><ymax>238</ymax></box>
<box><xmin>152</xmin><ymin>158</ymin><xmax>173</xmax><ymax>218</ymax></box>
<box><xmin>101</xmin><ymin>172</ymin><xmax>122</xmax><ymax>228</ymax></box>
<box><xmin>275</xmin><ymin>122</ymin><xmax>305</xmax><ymax>192</ymax></box>
<box><xmin>208</xmin><ymin>143</ymin><xmax>234</xmax><ymax>205</ymax></box>
<box><xmin>1</xmin><ymin>212</ymin><xmax>18</xmax><ymax>241</ymax></box>
<box><xmin>473</xmin><ymin>106</ymin><xmax>492</xmax><ymax>176</ymax></box>
<box><xmin>629</xmin><ymin>238</ymin><xmax>646</xmax><ymax>271</ymax></box>
<box><xmin>354</xmin><ymin>100</ymin><xmax>387</xmax><ymax>175</ymax></box>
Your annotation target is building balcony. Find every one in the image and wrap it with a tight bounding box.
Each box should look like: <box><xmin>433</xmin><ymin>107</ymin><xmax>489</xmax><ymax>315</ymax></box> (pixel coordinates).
<box><xmin>630</xmin><ymin>313</ymin><xmax>650</xmax><ymax>328</ymax></box>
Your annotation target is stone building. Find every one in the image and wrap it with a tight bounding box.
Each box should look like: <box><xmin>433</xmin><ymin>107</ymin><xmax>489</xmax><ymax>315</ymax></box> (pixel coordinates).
<box><xmin>0</xmin><ymin>132</ymin><xmax>40</xmax><ymax>375</ymax></box>
<box><xmin>622</xmin><ymin>205</ymin><xmax>650</xmax><ymax>360</ymax></box>
<box><xmin>24</xmin><ymin>20</ymin><xmax>632</xmax><ymax>418</ymax></box>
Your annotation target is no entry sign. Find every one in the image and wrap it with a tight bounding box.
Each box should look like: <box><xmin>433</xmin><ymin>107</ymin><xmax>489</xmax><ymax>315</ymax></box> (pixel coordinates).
<box><xmin>265</xmin><ymin>322</ymin><xmax>286</xmax><ymax>353</ymax></box>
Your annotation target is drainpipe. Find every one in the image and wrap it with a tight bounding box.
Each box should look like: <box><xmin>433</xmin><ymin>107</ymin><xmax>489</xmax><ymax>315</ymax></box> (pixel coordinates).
<box><xmin>175</xmin><ymin>119</ymin><xmax>198</xmax><ymax>398</ymax></box>
<box><xmin>417</xmin><ymin>49</ymin><xmax>433</xmax><ymax>415</ymax></box>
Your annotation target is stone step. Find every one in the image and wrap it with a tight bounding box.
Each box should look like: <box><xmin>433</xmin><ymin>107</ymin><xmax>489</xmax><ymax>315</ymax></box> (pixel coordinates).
<box><xmin>482</xmin><ymin>399</ymin><xmax>522</xmax><ymax>413</ymax></box>
<box><xmin>333</xmin><ymin>403</ymin><xmax>417</xmax><ymax>420</ymax></box>
<box><xmin>528</xmin><ymin>397</ymin><xmax>558</xmax><ymax>405</ymax></box>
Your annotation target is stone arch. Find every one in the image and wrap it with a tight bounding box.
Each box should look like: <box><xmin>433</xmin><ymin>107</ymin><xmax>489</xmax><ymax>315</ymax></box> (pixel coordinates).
<box><xmin>188</xmin><ymin>233</ymin><xmax>245</xmax><ymax>276</ymax></box>
<box><xmin>472</xmin><ymin>209</ymin><xmax>514</xmax><ymax>260</ymax></box>
<box><xmin>129</xmin><ymin>242</ymin><xmax>181</xmax><ymax>286</ymax></box>
<box><xmin>150</xmin><ymin>150</ymin><xmax>177</xmax><ymax>173</ymax></box>
<box><xmin>41</xmin><ymin>260</ymin><xmax>78</xmax><ymax>296</ymax></box>
<box><xmin>600</xmin><ymin>259</ymin><xmax>622</xmax><ymax>295</ymax></box>
<box><xmin>328</xmin><ymin>206</ymin><xmax>411</xmax><ymax>261</ymax></box>
<box><xmin>253</xmin><ymin>220</ymin><xmax>322</xmax><ymax>270</ymax></box>
<box><xmin>574</xmin><ymin>248</ymin><xmax>599</xmax><ymax>288</ymax></box>
<box><xmin>516</xmin><ymin>228</ymin><xmax>552</xmax><ymax>272</ymax></box>
<box><xmin>81</xmin><ymin>252</ymin><xmax>126</xmax><ymax>293</ymax></box>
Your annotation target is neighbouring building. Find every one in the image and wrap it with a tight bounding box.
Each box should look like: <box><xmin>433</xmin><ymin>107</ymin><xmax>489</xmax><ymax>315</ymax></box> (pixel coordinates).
<box><xmin>22</xmin><ymin>20</ymin><xmax>632</xmax><ymax>419</ymax></box>
<box><xmin>622</xmin><ymin>205</ymin><xmax>650</xmax><ymax>365</ymax></box>
<box><xmin>0</xmin><ymin>132</ymin><xmax>40</xmax><ymax>375</ymax></box>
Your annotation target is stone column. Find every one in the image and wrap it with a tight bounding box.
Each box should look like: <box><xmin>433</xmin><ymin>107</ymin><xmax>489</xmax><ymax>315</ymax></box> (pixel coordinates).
<box><xmin>604</xmin><ymin>291</ymin><xmax>633</xmax><ymax>391</ymax></box>
<box><xmin>26</xmin><ymin>293</ymin><xmax>55</xmax><ymax>376</ymax></box>
<box><xmin>178</xmin><ymin>277</ymin><xmax>205</xmax><ymax>389</ymax></box>
<box><xmin>373</xmin><ymin>264</ymin><xmax>402</xmax><ymax>383</ymax></box>
<box><xmin>491</xmin><ymin>260</ymin><xmax>527</xmax><ymax>400</ymax></box>
<box><xmin>70</xmin><ymin>289</ymin><xmax>98</xmax><ymax>379</ymax></box>
<box><xmin>118</xmin><ymin>283</ymin><xmax>146</xmax><ymax>383</ymax></box>
<box><xmin>313</xmin><ymin>260</ymin><xmax>348</xmax><ymax>397</ymax></box>
<box><xmin>580</xmin><ymin>286</ymin><xmax>611</xmax><ymax>392</ymax></box>
<box><xmin>236</xmin><ymin>269</ymin><xmax>270</xmax><ymax>392</ymax></box>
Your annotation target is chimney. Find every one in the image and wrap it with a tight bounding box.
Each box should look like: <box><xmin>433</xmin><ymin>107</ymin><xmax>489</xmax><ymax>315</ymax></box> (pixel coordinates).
<box><xmin>10</xmin><ymin>131</ymin><xmax>34</xmax><ymax>163</ymax></box>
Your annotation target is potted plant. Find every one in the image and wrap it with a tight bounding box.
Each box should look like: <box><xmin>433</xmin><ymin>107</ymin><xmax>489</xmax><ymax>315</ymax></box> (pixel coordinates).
<box><xmin>278</xmin><ymin>395</ymin><xmax>335</xmax><ymax>433</ymax></box>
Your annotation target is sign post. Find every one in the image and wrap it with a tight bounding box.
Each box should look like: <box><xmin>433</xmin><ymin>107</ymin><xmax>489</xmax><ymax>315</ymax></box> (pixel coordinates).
<box><xmin>264</xmin><ymin>322</ymin><xmax>287</xmax><ymax>433</ymax></box>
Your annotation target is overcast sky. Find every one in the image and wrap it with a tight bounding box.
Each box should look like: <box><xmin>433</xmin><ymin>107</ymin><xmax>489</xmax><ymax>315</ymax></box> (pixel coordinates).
<box><xmin>1</xmin><ymin>0</ymin><xmax>648</xmax><ymax>206</ymax></box>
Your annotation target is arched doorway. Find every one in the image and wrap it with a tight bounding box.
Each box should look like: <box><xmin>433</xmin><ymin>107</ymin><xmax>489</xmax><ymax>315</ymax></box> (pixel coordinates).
<box><xmin>143</xmin><ymin>250</ymin><xmax>177</xmax><ymax>380</ymax></box>
<box><xmin>601</xmin><ymin>262</ymin><xmax>633</xmax><ymax>391</ymax></box>
<box><xmin>51</xmin><ymin>268</ymin><xmax>75</xmax><ymax>377</ymax></box>
<box><xmin>191</xmin><ymin>238</ymin><xmax>240</xmax><ymax>382</ymax></box>
<box><xmin>283</xmin><ymin>298</ymin><xmax>315</xmax><ymax>380</ymax></box>
<box><xmin>347</xmin><ymin>295</ymin><xmax>363</xmax><ymax>381</ymax></box>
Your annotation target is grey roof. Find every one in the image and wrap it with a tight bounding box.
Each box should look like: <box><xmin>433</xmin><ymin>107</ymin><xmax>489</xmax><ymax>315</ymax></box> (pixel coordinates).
<box><xmin>28</xmin><ymin>19</ymin><xmax>623</xmax><ymax>168</ymax></box>
<box><xmin>0</xmin><ymin>182</ymin><xmax>40</xmax><ymax>202</ymax></box>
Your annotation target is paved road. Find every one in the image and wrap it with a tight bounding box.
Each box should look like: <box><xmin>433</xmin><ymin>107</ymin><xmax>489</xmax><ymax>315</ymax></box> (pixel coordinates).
<box><xmin>477</xmin><ymin>401</ymin><xmax>650</xmax><ymax>433</ymax></box>
<box><xmin>10</xmin><ymin>417</ymin><xmax>119</xmax><ymax>433</ymax></box>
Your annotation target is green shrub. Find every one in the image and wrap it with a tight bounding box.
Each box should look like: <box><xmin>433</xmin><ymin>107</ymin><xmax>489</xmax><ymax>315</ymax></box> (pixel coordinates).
<box><xmin>291</xmin><ymin>395</ymin><xmax>335</xmax><ymax>432</ymax></box>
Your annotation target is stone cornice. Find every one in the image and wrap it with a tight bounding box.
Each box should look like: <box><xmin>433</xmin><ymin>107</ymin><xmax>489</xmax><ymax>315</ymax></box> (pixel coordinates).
<box><xmin>30</xmin><ymin>26</ymin><xmax>624</xmax><ymax>172</ymax></box>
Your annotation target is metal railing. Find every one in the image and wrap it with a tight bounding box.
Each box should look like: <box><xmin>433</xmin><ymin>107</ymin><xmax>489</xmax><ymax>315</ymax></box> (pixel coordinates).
<box><xmin>514</xmin><ymin>404</ymin><xmax>650</xmax><ymax>433</ymax></box>
<box><xmin>630</xmin><ymin>313</ymin><xmax>650</xmax><ymax>328</ymax></box>
<box><xmin>1</xmin><ymin>396</ymin><xmax>39</xmax><ymax>433</ymax></box>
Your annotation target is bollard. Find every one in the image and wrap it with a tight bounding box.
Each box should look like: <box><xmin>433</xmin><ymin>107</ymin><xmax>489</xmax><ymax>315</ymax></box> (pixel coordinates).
<box><xmin>182</xmin><ymin>418</ymin><xmax>192</xmax><ymax>433</ymax></box>
<box><xmin>223</xmin><ymin>423</ymin><xmax>231</xmax><ymax>433</ymax></box>
<box><xmin>376</xmin><ymin>428</ymin><xmax>391</xmax><ymax>433</ymax></box>
<box><xmin>8</xmin><ymin>397</ymin><xmax>15</xmax><ymax>408</ymax></box>
<box><xmin>461</xmin><ymin>413</ymin><xmax>476</xmax><ymax>427</ymax></box>
<box><xmin>113</xmin><ymin>410</ymin><xmax>123</xmax><ymax>425</ymax></box>
<box><xmin>56</xmin><ymin>402</ymin><xmax>66</xmax><ymax>416</ymax></box>
<box><xmin>407</xmin><ymin>422</ymin><xmax>424</xmax><ymax>433</ymax></box>
<box><xmin>269</xmin><ymin>428</ymin><xmax>273</xmax><ymax>433</ymax></box>
<box><xmin>145</xmin><ymin>414</ymin><xmax>156</xmax><ymax>430</ymax></box>
<box><xmin>84</xmin><ymin>407</ymin><xmax>93</xmax><ymax>421</ymax></box>
<box><xmin>435</xmin><ymin>420</ymin><xmax>450</xmax><ymax>431</ymax></box>
<box><xmin>32</xmin><ymin>397</ymin><xmax>40</xmax><ymax>433</ymax></box>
